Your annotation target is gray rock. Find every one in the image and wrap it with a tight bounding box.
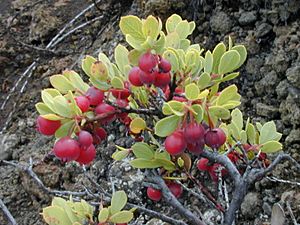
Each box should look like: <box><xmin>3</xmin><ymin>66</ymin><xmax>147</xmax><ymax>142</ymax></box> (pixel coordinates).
<box><xmin>239</xmin><ymin>11</ymin><xmax>257</xmax><ymax>25</ymax></box>
<box><xmin>210</xmin><ymin>11</ymin><xmax>232</xmax><ymax>34</ymax></box>
<box><xmin>146</xmin><ymin>218</ymin><xmax>169</xmax><ymax>225</ymax></box>
<box><xmin>263</xmin><ymin>202</ymin><xmax>272</xmax><ymax>215</ymax></box>
<box><xmin>241</xmin><ymin>192</ymin><xmax>262</xmax><ymax>218</ymax></box>
<box><xmin>286</xmin><ymin>66</ymin><xmax>300</xmax><ymax>88</ymax></box>
<box><xmin>285</xmin><ymin>129</ymin><xmax>300</xmax><ymax>144</ymax></box>
<box><xmin>276</xmin><ymin>80</ymin><xmax>290</xmax><ymax>99</ymax></box>
<box><xmin>256</xmin><ymin>103</ymin><xmax>279</xmax><ymax>118</ymax></box>
<box><xmin>203</xmin><ymin>209</ymin><xmax>222</xmax><ymax>225</ymax></box>
<box><xmin>0</xmin><ymin>134</ymin><xmax>18</xmax><ymax>160</ymax></box>
<box><xmin>256</xmin><ymin>23</ymin><xmax>273</xmax><ymax>38</ymax></box>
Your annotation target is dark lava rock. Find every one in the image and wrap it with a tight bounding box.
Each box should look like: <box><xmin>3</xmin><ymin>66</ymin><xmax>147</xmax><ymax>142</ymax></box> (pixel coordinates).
<box><xmin>256</xmin><ymin>103</ymin><xmax>279</xmax><ymax>118</ymax></box>
<box><xmin>210</xmin><ymin>11</ymin><xmax>232</xmax><ymax>34</ymax></box>
<box><xmin>239</xmin><ymin>11</ymin><xmax>257</xmax><ymax>26</ymax></box>
<box><xmin>256</xmin><ymin>22</ymin><xmax>273</xmax><ymax>38</ymax></box>
<box><xmin>286</xmin><ymin>66</ymin><xmax>300</xmax><ymax>88</ymax></box>
<box><xmin>241</xmin><ymin>192</ymin><xmax>262</xmax><ymax>218</ymax></box>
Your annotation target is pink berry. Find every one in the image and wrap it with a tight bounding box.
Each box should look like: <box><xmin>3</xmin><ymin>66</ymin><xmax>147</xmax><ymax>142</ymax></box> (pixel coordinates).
<box><xmin>139</xmin><ymin>70</ymin><xmax>156</xmax><ymax>85</ymax></box>
<box><xmin>75</xmin><ymin>96</ymin><xmax>90</xmax><ymax>112</ymax></box>
<box><xmin>167</xmin><ymin>182</ymin><xmax>183</xmax><ymax>198</ymax></box>
<box><xmin>78</xmin><ymin>130</ymin><xmax>93</xmax><ymax>147</ymax></box>
<box><xmin>85</xmin><ymin>87</ymin><xmax>104</xmax><ymax>106</ymax></box>
<box><xmin>95</xmin><ymin>103</ymin><xmax>115</xmax><ymax>124</ymax></box>
<box><xmin>204</xmin><ymin>128</ymin><xmax>226</xmax><ymax>149</ymax></box>
<box><xmin>154</xmin><ymin>71</ymin><xmax>171</xmax><ymax>88</ymax></box>
<box><xmin>197</xmin><ymin>158</ymin><xmax>210</xmax><ymax>171</ymax></box>
<box><xmin>158</xmin><ymin>58</ymin><xmax>171</xmax><ymax>73</ymax></box>
<box><xmin>147</xmin><ymin>187</ymin><xmax>162</xmax><ymax>201</ymax></box>
<box><xmin>184</xmin><ymin>123</ymin><xmax>205</xmax><ymax>143</ymax></box>
<box><xmin>53</xmin><ymin>137</ymin><xmax>81</xmax><ymax>161</ymax></box>
<box><xmin>138</xmin><ymin>52</ymin><xmax>157</xmax><ymax>72</ymax></box>
<box><xmin>93</xmin><ymin>127</ymin><xmax>107</xmax><ymax>144</ymax></box>
<box><xmin>186</xmin><ymin>140</ymin><xmax>204</xmax><ymax>154</ymax></box>
<box><xmin>75</xmin><ymin>144</ymin><xmax>96</xmax><ymax>165</ymax></box>
<box><xmin>165</xmin><ymin>131</ymin><xmax>187</xmax><ymax>155</ymax></box>
<box><xmin>111</xmin><ymin>88</ymin><xmax>130</xmax><ymax>99</ymax></box>
<box><xmin>36</xmin><ymin>116</ymin><xmax>61</xmax><ymax>136</ymax></box>
<box><xmin>128</xmin><ymin>67</ymin><xmax>143</xmax><ymax>86</ymax></box>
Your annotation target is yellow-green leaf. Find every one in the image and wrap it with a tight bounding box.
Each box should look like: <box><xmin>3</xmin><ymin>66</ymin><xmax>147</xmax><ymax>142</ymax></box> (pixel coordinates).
<box><xmin>261</xmin><ymin>141</ymin><xmax>282</xmax><ymax>153</ymax></box>
<box><xmin>120</xmin><ymin>15</ymin><xmax>145</xmax><ymax>41</ymax></box>
<box><xmin>197</xmin><ymin>72</ymin><xmax>211</xmax><ymax>90</ymax></box>
<box><xmin>50</xmin><ymin>75</ymin><xmax>74</xmax><ymax>94</ymax></box>
<box><xmin>185</xmin><ymin>83</ymin><xmax>200</xmax><ymax>101</ymax></box>
<box><xmin>82</xmin><ymin>55</ymin><xmax>97</xmax><ymax>77</ymax></box>
<box><xmin>132</xmin><ymin>142</ymin><xmax>154</xmax><ymax>159</ymax></box>
<box><xmin>166</xmin><ymin>14</ymin><xmax>182</xmax><ymax>34</ymax></box>
<box><xmin>218</xmin><ymin>50</ymin><xmax>240</xmax><ymax>74</ymax></box>
<box><xmin>204</xmin><ymin>50</ymin><xmax>213</xmax><ymax>73</ymax></box>
<box><xmin>155</xmin><ymin>115</ymin><xmax>181</xmax><ymax>137</ymax></box>
<box><xmin>130</xmin><ymin>117</ymin><xmax>146</xmax><ymax>134</ymax></box>
<box><xmin>110</xmin><ymin>211</ymin><xmax>133</xmax><ymax>223</ymax></box>
<box><xmin>142</xmin><ymin>15</ymin><xmax>160</xmax><ymax>39</ymax></box>
<box><xmin>98</xmin><ymin>208</ymin><xmax>109</xmax><ymax>223</ymax></box>
<box><xmin>36</xmin><ymin>102</ymin><xmax>54</xmax><ymax>115</ymax></box>
<box><xmin>91</xmin><ymin>61</ymin><xmax>108</xmax><ymax>81</ymax></box>
<box><xmin>111</xmin><ymin>191</ymin><xmax>127</xmax><ymax>214</ymax></box>
<box><xmin>114</xmin><ymin>44</ymin><xmax>130</xmax><ymax>75</ymax></box>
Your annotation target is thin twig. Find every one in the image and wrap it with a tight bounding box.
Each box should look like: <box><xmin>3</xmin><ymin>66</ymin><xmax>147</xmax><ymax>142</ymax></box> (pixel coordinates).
<box><xmin>0</xmin><ymin>198</ymin><xmax>18</xmax><ymax>225</ymax></box>
<box><xmin>266</xmin><ymin>176</ymin><xmax>300</xmax><ymax>187</ymax></box>
<box><xmin>286</xmin><ymin>200</ymin><xmax>298</xmax><ymax>225</ymax></box>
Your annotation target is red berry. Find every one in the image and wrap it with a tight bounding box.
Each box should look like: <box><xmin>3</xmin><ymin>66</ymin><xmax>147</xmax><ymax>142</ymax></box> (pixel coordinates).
<box><xmin>36</xmin><ymin>116</ymin><xmax>61</xmax><ymax>136</ymax></box>
<box><xmin>204</xmin><ymin>128</ymin><xmax>226</xmax><ymax>149</ymax></box>
<box><xmin>53</xmin><ymin>137</ymin><xmax>81</xmax><ymax>161</ymax></box>
<box><xmin>187</xmin><ymin>141</ymin><xmax>204</xmax><ymax>154</ymax></box>
<box><xmin>208</xmin><ymin>163</ymin><xmax>227</xmax><ymax>182</ymax></box>
<box><xmin>147</xmin><ymin>187</ymin><xmax>162</xmax><ymax>201</ymax></box>
<box><xmin>154</xmin><ymin>71</ymin><xmax>171</xmax><ymax>88</ymax></box>
<box><xmin>258</xmin><ymin>152</ymin><xmax>267</xmax><ymax>161</ymax></box>
<box><xmin>167</xmin><ymin>182</ymin><xmax>183</xmax><ymax>198</ymax></box>
<box><xmin>78</xmin><ymin>130</ymin><xmax>93</xmax><ymax>147</ymax></box>
<box><xmin>93</xmin><ymin>127</ymin><xmax>107</xmax><ymax>144</ymax></box>
<box><xmin>111</xmin><ymin>89</ymin><xmax>130</xmax><ymax>99</ymax></box>
<box><xmin>128</xmin><ymin>67</ymin><xmax>143</xmax><ymax>86</ymax></box>
<box><xmin>138</xmin><ymin>52</ymin><xmax>157</xmax><ymax>72</ymax></box>
<box><xmin>75</xmin><ymin>96</ymin><xmax>90</xmax><ymax>112</ymax></box>
<box><xmin>165</xmin><ymin>131</ymin><xmax>187</xmax><ymax>155</ymax></box>
<box><xmin>95</xmin><ymin>103</ymin><xmax>115</xmax><ymax>124</ymax></box>
<box><xmin>158</xmin><ymin>58</ymin><xmax>171</xmax><ymax>72</ymax></box>
<box><xmin>116</xmin><ymin>99</ymin><xmax>129</xmax><ymax>108</ymax></box>
<box><xmin>184</xmin><ymin>123</ymin><xmax>205</xmax><ymax>143</ymax></box>
<box><xmin>197</xmin><ymin>158</ymin><xmax>210</xmax><ymax>171</ymax></box>
<box><xmin>228</xmin><ymin>152</ymin><xmax>239</xmax><ymax>163</ymax></box>
<box><xmin>85</xmin><ymin>87</ymin><xmax>104</xmax><ymax>106</ymax></box>
<box><xmin>139</xmin><ymin>70</ymin><xmax>156</xmax><ymax>85</ymax></box>
<box><xmin>76</xmin><ymin>144</ymin><xmax>96</xmax><ymax>165</ymax></box>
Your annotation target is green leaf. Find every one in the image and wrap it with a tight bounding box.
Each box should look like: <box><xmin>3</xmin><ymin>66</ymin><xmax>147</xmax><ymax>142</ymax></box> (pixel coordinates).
<box><xmin>162</xmin><ymin>103</ymin><xmax>173</xmax><ymax>115</ymax></box>
<box><xmin>155</xmin><ymin>115</ymin><xmax>181</xmax><ymax>137</ymax></box>
<box><xmin>163</xmin><ymin>49</ymin><xmax>179</xmax><ymax>73</ymax></box>
<box><xmin>35</xmin><ymin>102</ymin><xmax>54</xmax><ymax>115</ymax></box>
<box><xmin>90</xmin><ymin>77</ymin><xmax>111</xmax><ymax>91</ymax></box>
<box><xmin>168</xmin><ymin>100</ymin><xmax>185</xmax><ymax>116</ymax></box>
<box><xmin>218</xmin><ymin>50</ymin><xmax>240</xmax><ymax>74</ymax></box>
<box><xmin>132</xmin><ymin>142</ymin><xmax>154</xmax><ymax>159</ymax></box>
<box><xmin>130</xmin><ymin>117</ymin><xmax>146</xmax><ymax>134</ymax></box>
<box><xmin>55</xmin><ymin>120</ymin><xmax>74</xmax><ymax>138</ymax></box>
<box><xmin>231</xmin><ymin>45</ymin><xmax>247</xmax><ymax>69</ymax></box>
<box><xmin>216</xmin><ymin>84</ymin><xmax>241</xmax><ymax>106</ymax></box>
<box><xmin>175</xmin><ymin>20</ymin><xmax>190</xmax><ymax>39</ymax></box>
<box><xmin>197</xmin><ymin>72</ymin><xmax>211</xmax><ymax>90</ymax></box>
<box><xmin>41</xmin><ymin>90</ymin><xmax>56</xmax><ymax>112</ymax></box>
<box><xmin>212</xmin><ymin>42</ymin><xmax>226</xmax><ymax>74</ymax></box>
<box><xmin>259</xmin><ymin>121</ymin><xmax>282</xmax><ymax>144</ymax></box>
<box><xmin>111</xmin><ymin>77</ymin><xmax>124</xmax><ymax>89</ymax></box>
<box><xmin>154</xmin><ymin>151</ymin><xmax>171</xmax><ymax>161</ymax></box>
<box><xmin>64</xmin><ymin>70</ymin><xmax>89</xmax><ymax>93</ymax></box>
<box><xmin>191</xmin><ymin>104</ymin><xmax>204</xmax><ymax>123</ymax></box>
<box><xmin>185</xmin><ymin>83</ymin><xmax>200</xmax><ymax>101</ymax></box>
<box><xmin>231</xmin><ymin>108</ymin><xmax>243</xmax><ymax>131</ymax></box>
<box><xmin>142</xmin><ymin>15</ymin><xmax>160</xmax><ymax>39</ymax></box>
<box><xmin>91</xmin><ymin>61</ymin><xmax>108</xmax><ymax>81</ymax></box>
<box><xmin>82</xmin><ymin>55</ymin><xmax>97</xmax><ymax>77</ymax></box>
<box><xmin>180</xmin><ymin>39</ymin><xmax>191</xmax><ymax>51</ymax></box>
<box><xmin>189</xmin><ymin>21</ymin><xmax>196</xmax><ymax>33</ymax></box>
<box><xmin>120</xmin><ymin>15</ymin><xmax>145</xmax><ymax>41</ymax></box>
<box><xmin>128</xmin><ymin>49</ymin><xmax>142</xmax><ymax>66</ymax></box>
<box><xmin>98</xmin><ymin>208</ymin><xmax>109</xmax><ymax>223</ymax></box>
<box><xmin>166</xmin><ymin>14</ymin><xmax>182</xmax><ymax>34</ymax></box>
<box><xmin>52</xmin><ymin>198</ymin><xmax>78</xmax><ymax>223</ymax></box>
<box><xmin>42</xmin><ymin>206</ymin><xmax>72</xmax><ymax>225</ymax></box>
<box><xmin>217</xmin><ymin>72</ymin><xmax>240</xmax><ymax>82</ymax></box>
<box><xmin>130</xmin><ymin>158</ymin><xmax>162</xmax><ymax>168</ymax></box>
<box><xmin>165</xmin><ymin>32</ymin><xmax>180</xmax><ymax>49</ymax></box>
<box><xmin>41</xmin><ymin>114</ymin><xmax>63</xmax><ymax>121</ymax></box>
<box><xmin>154</xmin><ymin>158</ymin><xmax>176</xmax><ymax>171</ymax></box>
<box><xmin>112</xmin><ymin>150</ymin><xmax>130</xmax><ymax>161</ymax></box>
<box><xmin>228</xmin><ymin>122</ymin><xmax>241</xmax><ymax>140</ymax></box>
<box><xmin>246</xmin><ymin>121</ymin><xmax>256</xmax><ymax>145</ymax></box>
<box><xmin>261</xmin><ymin>141</ymin><xmax>282</xmax><ymax>153</ymax></box>
<box><xmin>109</xmin><ymin>211</ymin><xmax>133</xmax><ymax>223</ymax></box>
<box><xmin>50</xmin><ymin>75</ymin><xmax>74</xmax><ymax>94</ymax></box>
<box><xmin>114</xmin><ymin>44</ymin><xmax>129</xmax><ymax>75</ymax></box>
<box><xmin>209</xmin><ymin>106</ymin><xmax>231</xmax><ymax>120</ymax></box>
<box><xmin>126</xmin><ymin>34</ymin><xmax>144</xmax><ymax>50</ymax></box>
<box><xmin>111</xmin><ymin>191</ymin><xmax>127</xmax><ymax>214</ymax></box>
<box><xmin>204</xmin><ymin>50</ymin><xmax>213</xmax><ymax>74</ymax></box>
<box><xmin>153</xmin><ymin>32</ymin><xmax>166</xmax><ymax>54</ymax></box>
<box><xmin>53</xmin><ymin>96</ymin><xmax>72</xmax><ymax>118</ymax></box>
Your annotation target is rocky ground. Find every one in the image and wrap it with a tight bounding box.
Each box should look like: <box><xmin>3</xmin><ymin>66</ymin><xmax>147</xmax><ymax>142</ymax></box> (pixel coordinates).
<box><xmin>0</xmin><ymin>0</ymin><xmax>299</xmax><ymax>224</ymax></box>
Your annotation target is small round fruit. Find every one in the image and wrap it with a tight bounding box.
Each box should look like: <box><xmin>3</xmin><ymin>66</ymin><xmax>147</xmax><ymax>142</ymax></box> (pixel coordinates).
<box><xmin>128</xmin><ymin>67</ymin><xmax>143</xmax><ymax>86</ymax></box>
<box><xmin>76</xmin><ymin>144</ymin><xmax>96</xmax><ymax>165</ymax></box>
<box><xmin>138</xmin><ymin>52</ymin><xmax>157</xmax><ymax>72</ymax></box>
<box><xmin>85</xmin><ymin>87</ymin><xmax>104</xmax><ymax>106</ymax></box>
<box><xmin>187</xmin><ymin>141</ymin><xmax>204</xmax><ymax>154</ymax></box>
<box><xmin>147</xmin><ymin>187</ymin><xmax>162</xmax><ymax>201</ymax></box>
<box><xmin>197</xmin><ymin>158</ymin><xmax>210</xmax><ymax>171</ymax></box>
<box><xmin>53</xmin><ymin>137</ymin><xmax>80</xmax><ymax>161</ymax></box>
<box><xmin>164</xmin><ymin>131</ymin><xmax>187</xmax><ymax>155</ymax></box>
<box><xmin>204</xmin><ymin>128</ymin><xmax>226</xmax><ymax>149</ymax></box>
<box><xmin>139</xmin><ymin>70</ymin><xmax>155</xmax><ymax>85</ymax></box>
<box><xmin>167</xmin><ymin>182</ymin><xmax>183</xmax><ymax>198</ymax></box>
<box><xmin>111</xmin><ymin>88</ymin><xmax>130</xmax><ymax>99</ymax></box>
<box><xmin>78</xmin><ymin>130</ymin><xmax>93</xmax><ymax>147</ymax></box>
<box><xmin>158</xmin><ymin>58</ymin><xmax>171</xmax><ymax>73</ymax></box>
<box><xmin>95</xmin><ymin>103</ymin><xmax>115</xmax><ymax>124</ymax></box>
<box><xmin>154</xmin><ymin>72</ymin><xmax>171</xmax><ymax>88</ymax></box>
<box><xmin>36</xmin><ymin>116</ymin><xmax>61</xmax><ymax>136</ymax></box>
<box><xmin>75</xmin><ymin>96</ymin><xmax>90</xmax><ymax>112</ymax></box>
<box><xmin>184</xmin><ymin>123</ymin><xmax>205</xmax><ymax>143</ymax></box>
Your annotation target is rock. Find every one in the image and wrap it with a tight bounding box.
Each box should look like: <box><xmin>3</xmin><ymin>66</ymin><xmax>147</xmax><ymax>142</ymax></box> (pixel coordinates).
<box><xmin>0</xmin><ymin>134</ymin><xmax>18</xmax><ymax>160</ymax></box>
<box><xmin>146</xmin><ymin>218</ymin><xmax>169</xmax><ymax>225</ymax></box>
<box><xmin>241</xmin><ymin>192</ymin><xmax>262</xmax><ymax>218</ymax></box>
<box><xmin>285</xmin><ymin>129</ymin><xmax>300</xmax><ymax>144</ymax></box>
<box><xmin>276</xmin><ymin>80</ymin><xmax>290</xmax><ymax>99</ymax></box>
<box><xmin>239</xmin><ymin>11</ymin><xmax>257</xmax><ymax>25</ymax></box>
<box><xmin>255</xmin><ymin>70</ymin><xmax>278</xmax><ymax>95</ymax></box>
<box><xmin>262</xmin><ymin>202</ymin><xmax>272</xmax><ymax>215</ymax></box>
<box><xmin>286</xmin><ymin>66</ymin><xmax>300</xmax><ymax>88</ymax></box>
<box><xmin>256</xmin><ymin>103</ymin><xmax>279</xmax><ymax>118</ymax></box>
<box><xmin>203</xmin><ymin>209</ymin><xmax>222</xmax><ymax>225</ymax></box>
<box><xmin>256</xmin><ymin>23</ymin><xmax>273</xmax><ymax>38</ymax></box>
<box><xmin>210</xmin><ymin>11</ymin><xmax>232</xmax><ymax>34</ymax></box>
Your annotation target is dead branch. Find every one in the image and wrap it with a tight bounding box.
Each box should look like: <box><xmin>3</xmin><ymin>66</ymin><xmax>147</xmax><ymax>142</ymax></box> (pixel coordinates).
<box><xmin>0</xmin><ymin>198</ymin><xmax>18</xmax><ymax>225</ymax></box>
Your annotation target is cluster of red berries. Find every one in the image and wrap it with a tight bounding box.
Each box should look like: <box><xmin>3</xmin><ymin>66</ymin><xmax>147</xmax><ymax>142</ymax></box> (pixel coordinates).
<box><xmin>165</xmin><ymin>123</ymin><xmax>227</xmax><ymax>156</ymax></box>
<box><xmin>146</xmin><ymin>182</ymin><xmax>183</xmax><ymax>201</ymax></box>
<box><xmin>128</xmin><ymin>52</ymin><xmax>171</xmax><ymax>88</ymax></box>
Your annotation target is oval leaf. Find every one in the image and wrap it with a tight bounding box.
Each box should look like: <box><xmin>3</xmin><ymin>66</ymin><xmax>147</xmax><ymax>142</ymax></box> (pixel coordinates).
<box><xmin>154</xmin><ymin>115</ymin><xmax>181</xmax><ymax>137</ymax></box>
